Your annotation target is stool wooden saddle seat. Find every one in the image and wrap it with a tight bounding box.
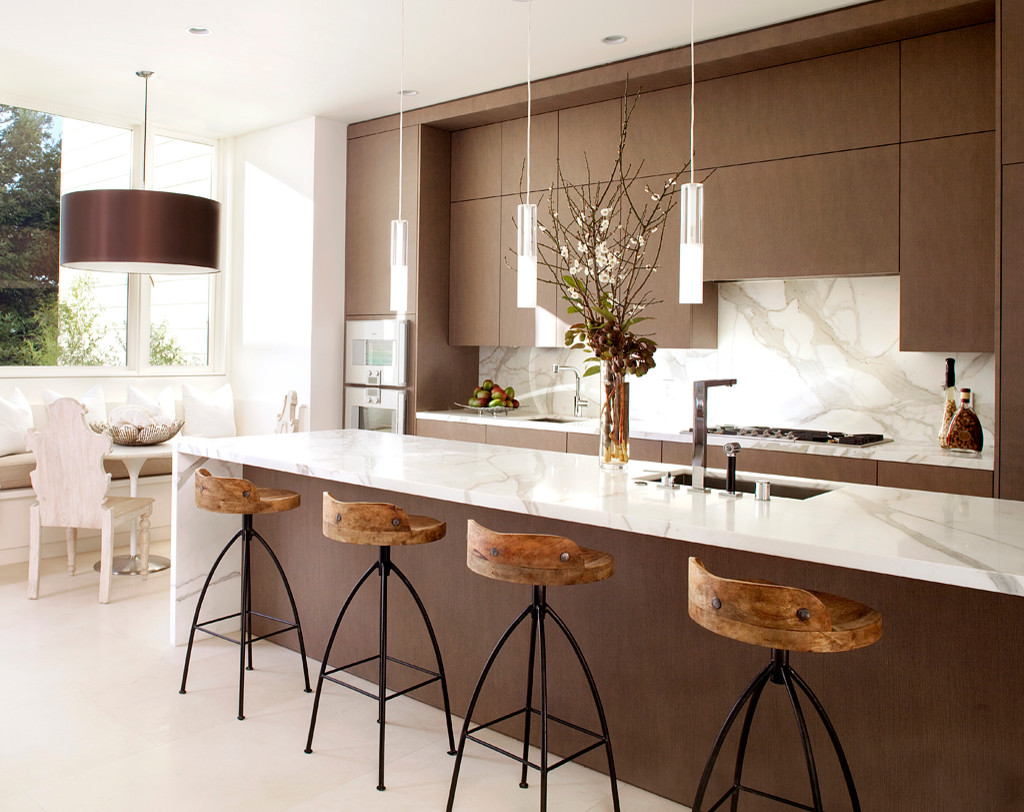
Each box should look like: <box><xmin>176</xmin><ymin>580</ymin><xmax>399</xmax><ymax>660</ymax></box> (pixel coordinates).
<box><xmin>304</xmin><ymin>495</ymin><xmax>457</xmax><ymax>792</ymax></box>
<box><xmin>447</xmin><ymin>520</ymin><xmax>619</xmax><ymax>812</ymax></box>
<box><xmin>688</xmin><ymin>557</ymin><xmax>882</xmax><ymax>812</ymax></box>
<box><xmin>179</xmin><ymin>469</ymin><xmax>311</xmax><ymax>721</ymax></box>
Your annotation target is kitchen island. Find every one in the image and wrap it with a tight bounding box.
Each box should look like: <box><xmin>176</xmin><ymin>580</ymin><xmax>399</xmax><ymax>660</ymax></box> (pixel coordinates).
<box><xmin>171</xmin><ymin>430</ymin><xmax>1024</xmax><ymax>810</ymax></box>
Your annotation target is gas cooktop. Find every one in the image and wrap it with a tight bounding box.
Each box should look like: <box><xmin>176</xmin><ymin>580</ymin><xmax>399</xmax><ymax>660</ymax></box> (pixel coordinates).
<box><xmin>707</xmin><ymin>425</ymin><xmax>890</xmax><ymax>447</ymax></box>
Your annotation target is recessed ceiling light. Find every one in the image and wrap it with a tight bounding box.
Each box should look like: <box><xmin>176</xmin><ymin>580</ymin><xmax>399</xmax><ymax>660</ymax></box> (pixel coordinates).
<box><xmin>602</xmin><ymin>34</ymin><xmax>627</xmax><ymax>45</ymax></box>
<box><xmin>399</xmin><ymin>89</ymin><xmax>419</xmax><ymax>96</ymax></box>
<box><xmin>187</xmin><ymin>26</ymin><xmax>212</xmax><ymax>36</ymax></box>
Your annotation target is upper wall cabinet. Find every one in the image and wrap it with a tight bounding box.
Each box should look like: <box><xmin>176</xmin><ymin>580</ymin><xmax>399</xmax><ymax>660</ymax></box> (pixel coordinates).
<box><xmin>900</xmin><ymin>132</ymin><xmax>995</xmax><ymax>353</ymax></box>
<box><xmin>704</xmin><ymin>146</ymin><xmax>899</xmax><ymax>280</ymax></box>
<box><xmin>451</xmin><ymin>123</ymin><xmax>501</xmax><ymax>201</ymax></box>
<box><xmin>1004</xmin><ymin>6</ymin><xmax>1024</xmax><ymax>164</ymax></box>
<box><xmin>901</xmin><ymin>23</ymin><xmax>995</xmax><ymax>142</ymax></box>
<box><xmin>346</xmin><ymin>127</ymin><xmax>420</xmax><ymax>317</ymax></box>
<box><xmin>449</xmin><ymin>197</ymin><xmax>501</xmax><ymax>346</ymax></box>
<box><xmin>501</xmin><ymin>112</ymin><xmax>559</xmax><ymax>196</ymax></box>
<box><xmin>557</xmin><ymin>99</ymin><xmax>622</xmax><ymax>188</ymax></box>
<box><xmin>693</xmin><ymin>44</ymin><xmax>899</xmax><ymax>169</ymax></box>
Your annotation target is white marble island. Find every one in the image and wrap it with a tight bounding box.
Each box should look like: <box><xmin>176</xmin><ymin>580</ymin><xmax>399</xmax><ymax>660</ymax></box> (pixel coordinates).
<box><xmin>170</xmin><ymin>429</ymin><xmax>1024</xmax><ymax>811</ymax></box>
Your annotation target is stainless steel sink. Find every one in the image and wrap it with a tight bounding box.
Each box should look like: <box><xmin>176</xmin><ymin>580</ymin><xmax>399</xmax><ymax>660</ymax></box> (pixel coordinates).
<box><xmin>634</xmin><ymin>471</ymin><xmax>829</xmax><ymax>500</ymax></box>
<box><xmin>526</xmin><ymin>416</ymin><xmax>589</xmax><ymax>424</ymax></box>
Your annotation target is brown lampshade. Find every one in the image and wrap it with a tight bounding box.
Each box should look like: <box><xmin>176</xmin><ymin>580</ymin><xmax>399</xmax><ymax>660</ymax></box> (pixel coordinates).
<box><xmin>59</xmin><ymin>189</ymin><xmax>221</xmax><ymax>274</ymax></box>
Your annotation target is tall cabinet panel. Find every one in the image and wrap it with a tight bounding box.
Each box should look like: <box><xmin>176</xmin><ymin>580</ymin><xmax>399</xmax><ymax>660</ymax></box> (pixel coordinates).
<box><xmin>899</xmin><ymin>133</ymin><xmax>995</xmax><ymax>352</ymax></box>
<box><xmin>345</xmin><ymin>126</ymin><xmax>420</xmax><ymax>317</ymax></box>
<box><xmin>449</xmin><ymin>197</ymin><xmax>501</xmax><ymax>346</ymax></box>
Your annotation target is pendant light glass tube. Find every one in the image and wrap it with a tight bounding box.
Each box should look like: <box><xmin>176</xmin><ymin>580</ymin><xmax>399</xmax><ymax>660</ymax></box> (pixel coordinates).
<box><xmin>390</xmin><ymin>0</ymin><xmax>409</xmax><ymax>313</ymax></box>
<box><xmin>517</xmin><ymin>0</ymin><xmax>538</xmax><ymax>308</ymax></box>
<box><xmin>679</xmin><ymin>0</ymin><xmax>704</xmax><ymax>304</ymax></box>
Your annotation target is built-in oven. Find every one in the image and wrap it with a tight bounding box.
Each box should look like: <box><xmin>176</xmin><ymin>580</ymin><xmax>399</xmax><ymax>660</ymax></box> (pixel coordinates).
<box><xmin>344</xmin><ymin>385</ymin><xmax>407</xmax><ymax>434</ymax></box>
<box><xmin>345</xmin><ymin>319</ymin><xmax>409</xmax><ymax>387</ymax></box>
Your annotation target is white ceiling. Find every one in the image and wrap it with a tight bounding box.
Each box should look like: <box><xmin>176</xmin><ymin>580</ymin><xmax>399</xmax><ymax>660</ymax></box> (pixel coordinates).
<box><xmin>0</xmin><ymin>0</ymin><xmax>865</xmax><ymax>139</ymax></box>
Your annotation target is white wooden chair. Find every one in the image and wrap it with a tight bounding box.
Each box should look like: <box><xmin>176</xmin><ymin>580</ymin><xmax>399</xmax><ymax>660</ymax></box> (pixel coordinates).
<box><xmin>26</xmin><ymin>397</ymin><xmax>154</xmax><ymax>604</ymax></box>
<box><xmin>274</xmin><ymin>390</ymin><xmax>300</xmax><ymax>434</ymax></box>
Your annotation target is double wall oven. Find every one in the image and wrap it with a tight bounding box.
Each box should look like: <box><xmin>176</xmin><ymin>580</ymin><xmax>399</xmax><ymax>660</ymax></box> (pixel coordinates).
<box><xmin>344</xmin><ymin>319</ymin><xmax>410</xmax><ymax>434</ymax></box>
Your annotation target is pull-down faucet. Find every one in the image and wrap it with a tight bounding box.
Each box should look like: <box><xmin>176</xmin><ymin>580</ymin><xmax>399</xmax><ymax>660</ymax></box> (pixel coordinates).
<box><xmin>691</xmin><ymin>378</ymin><xmax>737</xmax><ymax>492</ymax></box>
<box><xmin>552</xmin><ymin>364</ymin><xmax>589</xmax><ymax>418</ymax></box>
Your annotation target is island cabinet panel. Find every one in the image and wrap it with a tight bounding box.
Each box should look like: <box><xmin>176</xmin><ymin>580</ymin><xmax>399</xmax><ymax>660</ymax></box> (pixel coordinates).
<box><xmin>498</xmin><ymin>193</ymin><xmax>567</xmax><ymax>347</ymax></box>
<box><xmin>901</xmin><ymin>23</ymin><xmax>995</xmax><ymax>142</ymax></box>
<box><xmin>899</xmin><ymin>132</ymin><xmax>995</xmax><ymax>352</ymax></box>
<box><xmin>1004</xmin><ymin>3</ymin><xmax>1024</xmax><ymax>163</ymax></box>
<box><xmin>501</xmin><ymin>112</ymin><xmax>559</xmax><ymax>196</ymax></box>
<box><xmin>694</xmin><ymin>43</ymin><xmax>899</xmax><ymax>170</ymax></box>
<box><xmin>449</xmin><ymin>197</ymin><xmax>501</xmax><ymax>346</ymax></box>
<box><xmin>877</xmin><ymin>461</ymin><xmax>993</xmax><ymax>497</ymax></box>
<box><xmin>415</xmin><ymin>420</ymin><xmax>486</xmax><ymax>444</ymax></box>
<box><xmin>450</xmin><ymin>123</ymin><xmax>501</xmax><ymax>202</ymax></box>
<box><xmin>345</xmin><ymin>127</ymin><xmax>420</xmax><ymax>317</ymax></box>
<box><xmin>566</xmin><ymin>433</ymin><xmax>661</xmax><ymax>463</ymax></box>
<box><xmin>704</xmin><ymin>146</ymin><xmax>899</xmax><ymax>281</ymax></box>
<box><xmin>557</xmin><ymin>98</ymin><xmax>622</xmax><ymax>188</ymax></box>
<box><xmin>484</xmin><ymin>425</ymin><xmax>567</xmax><ymax>452</ymax></box>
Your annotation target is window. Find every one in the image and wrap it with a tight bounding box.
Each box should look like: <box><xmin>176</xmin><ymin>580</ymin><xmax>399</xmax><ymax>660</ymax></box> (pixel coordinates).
<box><xmin>0</xmin><ymin>102</ymin><xmax>219</xmax><ymax>372</ymax></box>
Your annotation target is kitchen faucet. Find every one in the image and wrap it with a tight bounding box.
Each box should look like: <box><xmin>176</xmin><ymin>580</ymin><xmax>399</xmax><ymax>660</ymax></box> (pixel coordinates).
<box><xmin>552</xmin><ymin>364</ymin><xmax>589</xmax><ymax>418</ymax></box>
<box><xmin>691</xmin><ymin>378</ymin><xmax>737</xmax><ymax>492</ymax></box>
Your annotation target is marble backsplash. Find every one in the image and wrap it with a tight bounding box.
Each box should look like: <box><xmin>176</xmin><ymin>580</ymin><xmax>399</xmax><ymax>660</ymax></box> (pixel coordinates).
<box><xmin>479</xmin><ymin>276</ymin><xmax>995</xmax><ymax>446</ymax></box>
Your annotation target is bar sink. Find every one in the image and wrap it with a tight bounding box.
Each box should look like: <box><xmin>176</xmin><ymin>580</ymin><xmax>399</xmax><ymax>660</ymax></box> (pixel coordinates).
<box><xmin>634</xmin><ymin>471</ymin><xmax>830</xmax><ymax>500</ymax></box>
<box><xmin>526</xmin><ymin>416</ymin><xmax>589</xmax><ymax>424</ymax></box>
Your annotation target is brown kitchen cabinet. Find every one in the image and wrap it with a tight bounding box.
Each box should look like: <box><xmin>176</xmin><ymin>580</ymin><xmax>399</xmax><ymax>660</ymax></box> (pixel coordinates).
<box><xmin>416</xmin><ymin>420</ymin><xmax>486</xmax><ymax>444</ymax></box>
<box><xmin>704</xmin><ymin>146</ymin><xmax>899</xmax><ymax>281</ymax></box>
<box><xmin>345</xmin><ymin>126</ymin><xmax>420</xmax><ymax>317</ymax></box>
<box><xmin>501</xmin><ymin>112</ymin><xmax>559</xmax><ymax>196</ymax></box>
<box><xmin>899</xmin><ymin>132</ymin><xmax>995</xmax><ymax>352</ymax></box>
<box><xmin>877</xmin><ymin>461</ymin><xmax>992</xmax><ymax>497</ymax></box>
<box><xmin>566</xmin><ymin>433</ymin><xmax>661</xmax><ymax>463</ymax></box>
<box><xmin>557</xmin><ymin>99</ymin><xmax>622</xmax><ymax>188</ymax></box>
<box><xmin>449</xmin><ymin>197</ymin><xmax>501</xmax><ymax>346</ymax></box>
<box><xmin>451</xmin><ymin>123</ymin><xmax>501</xmax><ymax>202</ymax></box>
<box><xmin>485</xmin><ymin>425</ymin><xmax>567</xmax><ymax>453</ymax></box>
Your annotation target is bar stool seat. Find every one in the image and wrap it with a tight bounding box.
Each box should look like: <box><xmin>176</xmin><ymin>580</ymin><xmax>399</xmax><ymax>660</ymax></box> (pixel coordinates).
<box><xmin>305</xmin><ymin>495</ymin><xmax>456</xmax><ymax>792</ymax></box>
<box><xmin>688</xmin><ymin>557</ymin><xmax>882</xmax><ymax>812</ymax></box>
<box><xmin>447</xmin><ymin>520</ymin><xmax>620</xmax><ymax>812</ymax></box>
<box><xmin>178</xmin><ymin>469</ymin><xmax>311</xmax><ymax>720</ymax></box>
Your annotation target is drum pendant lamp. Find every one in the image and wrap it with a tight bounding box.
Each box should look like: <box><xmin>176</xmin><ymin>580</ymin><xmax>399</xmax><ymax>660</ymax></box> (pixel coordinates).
<box><xmin>59</xmin><ymin>70</ymin><xmax>221</xmax><ymax>275</ymax></box>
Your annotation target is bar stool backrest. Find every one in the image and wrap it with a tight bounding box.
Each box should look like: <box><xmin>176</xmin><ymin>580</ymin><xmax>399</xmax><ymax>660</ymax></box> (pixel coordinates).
<box><xmin>195</xmin><ymin>468</ymin><xmax>266</xmax><ymax>514</ymax></box>
<box><xmin>467</xmin><ymin>519</ymin><xmax>587</xmax><ymax>586</ymax></box>
<box><xmin>689</xmin><ymin>557</ymin><xmax>832</xmax><ymax>643</ymax></box>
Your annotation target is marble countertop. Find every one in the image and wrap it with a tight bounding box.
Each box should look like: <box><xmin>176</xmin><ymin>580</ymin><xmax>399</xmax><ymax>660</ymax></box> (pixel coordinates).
<box><xmin>416</xmin><ymin>409</ymin><xmax>993</xmax><ymax>471</ymax></box>
<box><xmin>177</xmin><ymin>429</ymin><xmax>1022</xmax><ymax>597</ymax></box>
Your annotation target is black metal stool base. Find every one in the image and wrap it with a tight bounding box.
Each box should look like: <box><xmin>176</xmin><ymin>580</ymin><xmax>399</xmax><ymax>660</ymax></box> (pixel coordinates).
<box><xmin>692</xmin><ymin>649</ymin><xmax>862</xmax><ymax>812</ymax></box>
<box><xmin>447</xmin><ymin>585</ymin><xmax>620</xmax><ymax>812</ymax></box>
<box><xmin>304</xmin><ymin>546</ymin><xmax>457</xmax><ymax>792</ymax></box>
<box><xmin>178</xmin><ymin>515</ymin><xmax>312</xmax><ymax>721</ymax></box>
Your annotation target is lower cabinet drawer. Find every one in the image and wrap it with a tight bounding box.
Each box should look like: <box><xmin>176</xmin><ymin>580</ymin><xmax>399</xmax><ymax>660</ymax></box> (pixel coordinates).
<box><xmin>485</xmin><ymin>425</ymin><xmax>568</xmax><ymax>452</ymax></box>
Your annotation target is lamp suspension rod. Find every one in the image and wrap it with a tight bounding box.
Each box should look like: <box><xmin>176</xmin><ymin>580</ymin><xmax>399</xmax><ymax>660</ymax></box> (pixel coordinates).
<box><xmin>398</xmin><ymin>0</ymin><xmax>405</xmax><ymax>222</ymax></box>
<box><xmin>526</xmin><ymin>0</ymin><xmax>531</xmax><ymax>196</ymax></box>
<box><xmin>136</xmin><ymin>69</ymin><xmax>154</xmax><ymax>187</ymax></box>
<box><xmin>689</xmin><ymin>0</ymin><xmax>694</xmax><ymax>185</ymax></box>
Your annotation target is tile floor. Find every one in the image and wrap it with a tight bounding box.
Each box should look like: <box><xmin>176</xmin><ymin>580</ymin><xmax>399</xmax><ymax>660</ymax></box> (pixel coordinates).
<box><xmin>1</xmin><ymin>542</ymin><xmax>690</xmax><ymax>811</ymax></box>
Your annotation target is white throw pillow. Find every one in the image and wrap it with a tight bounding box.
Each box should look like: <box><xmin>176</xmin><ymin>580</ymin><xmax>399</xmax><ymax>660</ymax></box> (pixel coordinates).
<box><xmin>182</xmin><ymin>383</ymin><xmax>237</xmax><ymax>438</ymax></box>
<box><xmin>42</xmin><ymin>384</ymin><xmax>107</xmax><ymax>425</ymax></box>
<box><xmin>0</xmin><ymin>388</ymin><xmax>34</xmax><ymax>456</ymax></box>
<box><xmin>127</xmin><ymin>384</ymin><xmax>177</xmax><ymax>423</ymax></box>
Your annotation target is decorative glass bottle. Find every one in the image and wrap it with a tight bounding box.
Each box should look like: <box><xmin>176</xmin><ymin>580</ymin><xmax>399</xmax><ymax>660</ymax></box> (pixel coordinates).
<box><xmin>945</xmin><ymin>388</ymin><xmax>984</xmax><ymax>453</ymax></box>
<box><xmin>599</xmin><ymin>360</ymin><xmax>630</xmax><ymax>469</ymax></box>
<box><xmin>938</xmin><ymin>357</ymin><xmax>957</xmax><ymax>448</ymax></box>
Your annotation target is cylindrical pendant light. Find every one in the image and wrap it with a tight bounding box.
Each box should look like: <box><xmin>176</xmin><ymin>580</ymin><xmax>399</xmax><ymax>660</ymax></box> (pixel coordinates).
<box><xmin>679</xmin><ymin>0</ymin><xmax>704</xmax><ymax>304</ymax></box>
<box><xmin>516</xmin><ymin>0</ymin><xmax>538</xmax><ymax>308</ymax></box>
<box><xmin>58</xmin><ymin>70</ymin><xmax>221</xmax><ymax>275</ymax></box>
<box><xmin>390</xmin><ymin>0</ymin><xmax>410</xmax><ymax>313</ymax></box>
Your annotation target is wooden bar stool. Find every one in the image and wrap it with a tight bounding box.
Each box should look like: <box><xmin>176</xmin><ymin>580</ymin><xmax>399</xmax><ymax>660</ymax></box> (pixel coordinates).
<box><xmin>446</xmin><ymin>520</ymin><xmax>620</xmax><ymax>812</ymax></box>
<box><xmin>688</xmin><ymin>557</ymin><xmax>882</xmax><ymax>812</ymax></box>
<box><xmin>304</xmin><ymin>494</ymin><xmax>457</xmax><ymax>792</ymax></box>
<box><xmin>178</xmin><ymin>469</ymin><xmax>311</xmax><ymax>720</ymax></box>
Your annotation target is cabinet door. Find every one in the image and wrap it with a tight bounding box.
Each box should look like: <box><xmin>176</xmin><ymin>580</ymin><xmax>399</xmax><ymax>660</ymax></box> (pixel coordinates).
<box><xmin>557</xmin><ymin>98</ymin><xmax>622</xmax><ymax>188</ymax></box>
<box><xmin>451</xmin><ymin>123</ymin><xmax>501</xmax><ymax>201</ymax></box>
<box><xmin>501</xmin><ymin>112</ymin><xmax>559</xmax><ymax>195</ymax></box>
<box><xmin>449</xmin><ymin>197</ymin><xmax>501</xmax><ymax>346</ymax></box>
<box><xmin>704</xmin><ymin>146</ymin><xmax>899</xmax><ymax>281</ymax></box>
<box><xmin>346</xmin><ymin>127</ymin><xmax>420</xmax><ymax>316</ymax></box>
<box><xmin>899</xmin><ymin>132</ymin><xmax>995</xmax><ymax>352</ymax></box>
<box><xmin>485</xmin><ymin>425</ymin><xmax>567</xmax><ymax>452</ymax></box>
<box><xmin>498</xmin><ymin>192</ymin><xmax>567</xmax><ymax>347</ymax></box>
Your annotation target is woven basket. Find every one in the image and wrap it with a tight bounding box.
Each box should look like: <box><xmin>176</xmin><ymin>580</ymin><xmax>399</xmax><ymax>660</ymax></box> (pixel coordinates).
<box><xmin>91</xmin><ymin>420</ymin><xmax>184</xmax><ymax>446</ymax></box>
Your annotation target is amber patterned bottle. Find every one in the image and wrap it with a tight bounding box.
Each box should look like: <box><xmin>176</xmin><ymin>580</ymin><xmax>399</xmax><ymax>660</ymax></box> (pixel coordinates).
<box><xmin>945</xmin><ymin>388</ymin><xmax>983</xmax><ymax>453</ymax></box>
<box><xmin>938</xmin><ymin>357</ymin><xmax>957</xmax><ymax>448</ymax></box>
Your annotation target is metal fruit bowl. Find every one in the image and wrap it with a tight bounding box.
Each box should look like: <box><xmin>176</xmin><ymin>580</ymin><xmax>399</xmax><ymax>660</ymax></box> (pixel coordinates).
<box><xmin>91</xmin><ymin>420</ymin><xmax>184</xmax><ymax>446</ymax></box>
<box><xmin>454</xmin><ymin>402</ymin><xmax>518</xmax><ymax>417</ymax></box>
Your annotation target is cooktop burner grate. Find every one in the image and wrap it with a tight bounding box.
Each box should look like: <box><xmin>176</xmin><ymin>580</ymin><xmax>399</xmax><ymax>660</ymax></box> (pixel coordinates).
<box><xmin>708</xmin><ymin>425</ymin><xmax>888</xmax><ymax>446</ymax></box>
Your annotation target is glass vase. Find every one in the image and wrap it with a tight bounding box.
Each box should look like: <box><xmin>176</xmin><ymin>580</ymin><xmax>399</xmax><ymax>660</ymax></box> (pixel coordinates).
<box><xmin>599</xmin><ymin>360</ymin><xmax>630</xmax><ymax>469</ymax></box>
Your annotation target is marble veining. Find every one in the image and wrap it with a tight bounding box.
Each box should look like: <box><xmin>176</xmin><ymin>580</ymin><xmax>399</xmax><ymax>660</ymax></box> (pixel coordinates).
<box><xmin>479</xmin><ymin>277</ymin><xmax>995</xmax><ymax>447</ymax></box>
<box><xmin>173</xmin><ymin>431</ymin><xmax>1024</xmax><ymax>600</ymax></box>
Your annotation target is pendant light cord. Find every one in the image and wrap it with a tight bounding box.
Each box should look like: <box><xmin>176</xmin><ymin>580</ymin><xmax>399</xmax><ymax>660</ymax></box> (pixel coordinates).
<box><xmin>526</xmin><ymin>0</ymin><xmax>532</xmax><ymax>197</ymax></box>
<box><xmin>689</xmin><ymin>0</ymin><xmax>695</xmax><ymax>186</ymax></box>
<box><xmin>398</xmin><ymin>0</ymin><xmax>405</xmax><ymax>222</ymax></box>
<box><xmin>141</xmin><ymin>72</ymin><xmax>150</xmax><ymax>188</ymax></box>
